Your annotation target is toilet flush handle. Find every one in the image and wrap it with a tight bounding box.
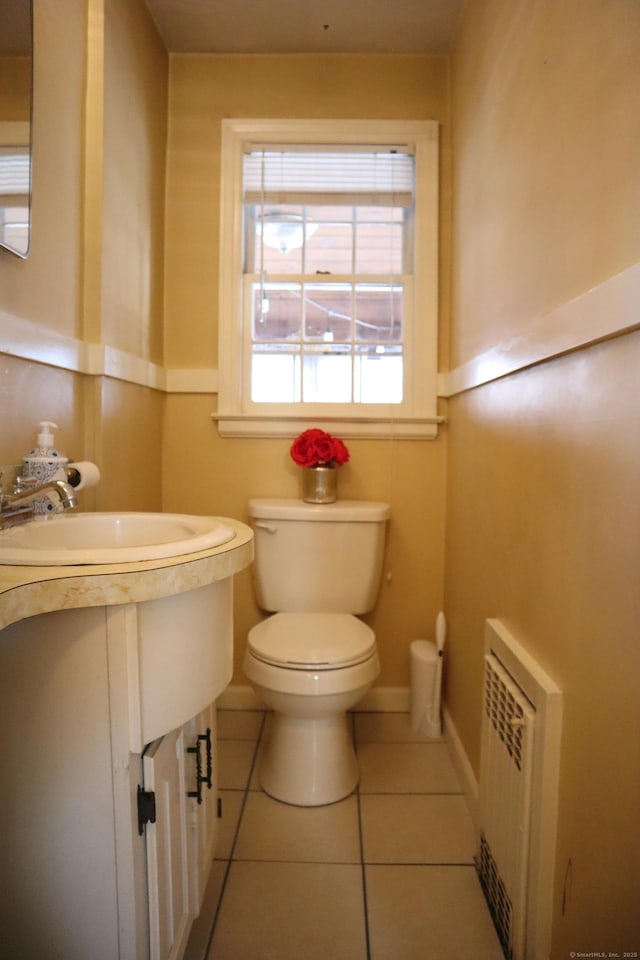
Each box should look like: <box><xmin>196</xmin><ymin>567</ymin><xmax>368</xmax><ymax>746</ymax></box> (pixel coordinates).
<box><xmin>253</xmin><ymin>521</ymin><xmax>278</xmax><ymax>534</ymax></box>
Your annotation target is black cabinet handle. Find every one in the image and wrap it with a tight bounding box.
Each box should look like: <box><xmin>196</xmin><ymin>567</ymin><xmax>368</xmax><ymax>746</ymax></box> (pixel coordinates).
<box><xmin>188</xmin><ymin>727</ymin><xmax>213</xmax><ymax>803</ymax></box>
<box><xmin>198</xmin><ymin>727</ymin><xmax>213</xmax><ymax>790</ymax></box>
<box><xmin>187</xmin><ymin>740</ymin><xmax>203</xmax><ymax>805</ymax></box>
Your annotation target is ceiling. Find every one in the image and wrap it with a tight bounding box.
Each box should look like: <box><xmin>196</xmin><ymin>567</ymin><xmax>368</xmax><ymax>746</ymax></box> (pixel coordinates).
<box><xmin>0</xmin><ymin>0</ymin><xmax>32</xmax><ymax>56</ymax></box>
<box><xmin>143</xmin><ymin>0</ymin><xmax>464</xmax><ymax>55</ymax></box>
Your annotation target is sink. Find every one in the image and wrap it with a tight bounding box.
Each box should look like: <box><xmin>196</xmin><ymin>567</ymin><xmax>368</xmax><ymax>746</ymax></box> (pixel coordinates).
<box><xmin>0</xmin><ymin>512</ymin><xmax>236</xmax><ymax>565</ymax></box>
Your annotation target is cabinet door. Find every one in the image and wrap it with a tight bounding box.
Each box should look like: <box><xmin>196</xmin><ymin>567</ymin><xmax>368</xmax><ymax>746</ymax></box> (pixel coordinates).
<box><xmin>143</xmin><ymin>729</ymin><xmax>193</xmax><ymax>960</ymax></box>
<box><xmin>185</xmin><ymin>701</ymin><xmax>219</xmax><ymax>914</ymax></box>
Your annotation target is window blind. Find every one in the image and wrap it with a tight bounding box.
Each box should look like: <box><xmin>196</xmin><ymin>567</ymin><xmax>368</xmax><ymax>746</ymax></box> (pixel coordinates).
<box><xmin>0</xmin><ymin>150</ymin><xmax>30</xmax><ymax>196</ymax></box>
<box><xmin>243</xmin><ymin>150</ymin><xmax>414</xmax><ymax>206</ymax></box>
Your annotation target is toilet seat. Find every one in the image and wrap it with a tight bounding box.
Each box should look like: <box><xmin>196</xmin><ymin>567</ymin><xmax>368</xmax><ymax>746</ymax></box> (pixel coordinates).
<box><xmin>248</xmin><ymin>612</ymin><xmax>375</xmax><ymax>670</ymax></box>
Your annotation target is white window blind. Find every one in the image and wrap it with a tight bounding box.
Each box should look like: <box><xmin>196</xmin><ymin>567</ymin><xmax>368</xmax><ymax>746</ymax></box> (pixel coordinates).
<box><xmin>0</xmin><ymin>150</ymin><xmax>30</xmax><ymax>196</ymax></box>
<box><xmin>243</xmin><ymin>149</ymin><xmax>414</xmax><ymax>207</ymax></box>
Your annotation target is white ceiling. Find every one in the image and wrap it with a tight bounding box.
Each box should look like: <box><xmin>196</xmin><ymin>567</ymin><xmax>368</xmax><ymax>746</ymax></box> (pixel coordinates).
<box><xmin>143</xmin><ymin>0</ymin><xmax>465</xmax><ymax>55</ymax></box>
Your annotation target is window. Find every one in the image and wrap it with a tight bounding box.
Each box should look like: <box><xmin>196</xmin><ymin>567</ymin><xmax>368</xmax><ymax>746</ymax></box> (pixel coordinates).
<box><xmin>217</xmin><ymin>120</ymin><xmax>440</xmax><ymax>438</ymax></box>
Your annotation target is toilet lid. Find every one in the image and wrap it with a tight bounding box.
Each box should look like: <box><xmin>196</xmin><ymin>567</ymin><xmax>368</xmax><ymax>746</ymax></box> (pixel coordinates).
<box><xmin>248</xmin><ymin>613</ymin><xmax>376</xmax><ymax>669</ymax></box>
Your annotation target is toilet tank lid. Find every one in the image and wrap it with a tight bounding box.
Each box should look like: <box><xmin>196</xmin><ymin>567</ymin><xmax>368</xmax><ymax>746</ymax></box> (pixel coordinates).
<box><xmin>248</xmin><ymin>498</ymin><xmax>390</xmax><ymax>522</ymax></box>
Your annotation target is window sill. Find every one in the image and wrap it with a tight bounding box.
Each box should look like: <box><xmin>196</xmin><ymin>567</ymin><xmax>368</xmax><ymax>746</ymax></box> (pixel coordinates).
<box><xmin>213</xmin><ymin>414</ymin><xmax>444</xmax><ymax>440</ymax></box>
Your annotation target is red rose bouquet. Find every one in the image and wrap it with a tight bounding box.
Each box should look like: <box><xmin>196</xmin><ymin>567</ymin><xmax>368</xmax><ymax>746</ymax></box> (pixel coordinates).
<box><xmin>290</xmin><ymin>428</ymin><xmax>350</xmax><ymax>469</ymax></box>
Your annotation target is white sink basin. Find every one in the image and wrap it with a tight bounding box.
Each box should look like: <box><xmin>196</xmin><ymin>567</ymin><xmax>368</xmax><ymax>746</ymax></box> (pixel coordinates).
<box><xmin>0</xmin><ymin>512</ymin><xmax>236</xmax><ymax>565</ymax></box>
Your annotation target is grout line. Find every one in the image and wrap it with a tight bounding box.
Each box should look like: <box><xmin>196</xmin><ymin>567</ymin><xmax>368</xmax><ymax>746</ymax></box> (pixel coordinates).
<box><xmin>357</xmin><ymin>790</ymin><xmax>373</xmax><ymax>960</ymax></box>
<box><xmin>364</xmin><ymin>860</ymin><xmax>477</xmax><ymax>867</ymax></box>
<box><xmin>354</xmin><ymin>716</ymin><xmax>373</xmax><ymax>960</ymax></box>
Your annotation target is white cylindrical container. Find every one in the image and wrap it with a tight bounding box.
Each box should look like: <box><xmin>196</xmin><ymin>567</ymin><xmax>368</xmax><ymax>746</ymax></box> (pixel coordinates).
<box><xmin>410</xmin><ymin>639</ymin><xmax>442</xmax><ymax>738</ymax></box>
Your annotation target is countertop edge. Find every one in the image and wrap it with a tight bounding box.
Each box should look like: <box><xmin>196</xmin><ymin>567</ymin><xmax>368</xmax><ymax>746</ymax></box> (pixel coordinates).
<box><xmin>0</xmin><ymin>519</ymin><xmax>254</xmax><ymax>631</ymax></box>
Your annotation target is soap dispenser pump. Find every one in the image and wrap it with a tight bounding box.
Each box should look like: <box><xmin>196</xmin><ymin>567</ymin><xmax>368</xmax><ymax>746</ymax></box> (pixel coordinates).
<box><xmin>22</xmin><ymin>421</ymin><xmax>69</xmax><ymax>485</ymax></box>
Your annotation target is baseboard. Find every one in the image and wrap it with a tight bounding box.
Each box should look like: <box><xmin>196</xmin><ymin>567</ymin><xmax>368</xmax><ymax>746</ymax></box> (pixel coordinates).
<box><xmin>443</xmin><ymin>705</ymin><xmax>479</xmax><ymax>828</ymax></box>
<box><xmin>216</xmin><ymin>685</ymin><xmax>264</xmax><ymax>710</ymax></box>
<box><xmin>355</xmin><ymin>685</ymin><xmax>411</xmax><ymax>712</ymax></box>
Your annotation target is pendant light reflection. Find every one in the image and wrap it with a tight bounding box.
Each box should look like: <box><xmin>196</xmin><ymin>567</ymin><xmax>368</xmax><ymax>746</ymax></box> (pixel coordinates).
<box><xmin>257</xmin><ymin>213</ymin><xmax>318</xmax><ymax>255</ymax></box>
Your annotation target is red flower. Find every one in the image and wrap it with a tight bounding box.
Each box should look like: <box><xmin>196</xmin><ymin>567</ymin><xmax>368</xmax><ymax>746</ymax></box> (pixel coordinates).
<box><xmin>290</xmin><ymin>429</ymin><xmax>350</xmax><ymax>468</ymax></box>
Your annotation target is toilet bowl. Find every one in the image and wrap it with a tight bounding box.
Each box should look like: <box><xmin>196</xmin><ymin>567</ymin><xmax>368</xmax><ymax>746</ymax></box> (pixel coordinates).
<box><xmin>244</xmin><ymin>612</ymin><xmax>380</xmax><ymax>805</ymax></box>
<box><xmin>244</xmin><ymin>498</ymin><xmax>390</xmax><ymax>806</ymax></box>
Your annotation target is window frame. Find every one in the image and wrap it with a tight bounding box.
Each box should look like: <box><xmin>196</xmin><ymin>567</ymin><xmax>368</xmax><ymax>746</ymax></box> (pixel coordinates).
<box><xmin>217</xmin><ymin>118</ymin><xmax>440</xmax><ymax>439</ymax></box>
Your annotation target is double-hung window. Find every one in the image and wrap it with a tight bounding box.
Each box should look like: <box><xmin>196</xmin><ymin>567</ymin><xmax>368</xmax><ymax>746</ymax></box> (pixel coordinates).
<box><xmin>217</xmin><ymin>119</ymin><xmax>440</xmax><ymax>438</ymax></box>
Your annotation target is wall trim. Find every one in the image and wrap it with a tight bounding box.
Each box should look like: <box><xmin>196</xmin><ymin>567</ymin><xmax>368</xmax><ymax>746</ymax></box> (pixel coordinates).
<box><xmin>5</xmin><ymin>262</ymin><xmax>635</xmax><ymax>396</ymax></box>
<box><xmin>0</xmin><ymin>310</ymin><xmax>214</xmax><ymax>393</ymax></box>
<box><xmin>438</xmin><ymin>262</ymin><xmax>639</xmax><ymax>398</ymax></box>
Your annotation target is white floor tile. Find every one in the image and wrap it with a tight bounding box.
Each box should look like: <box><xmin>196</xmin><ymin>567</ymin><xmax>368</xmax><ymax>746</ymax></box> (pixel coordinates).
<box><xmin>216</xmin><ymin>790</ymin><xmax>245</xmax><ymax>860</ymax></box>
<box><xmin>217</xmin><ymin>740</ymin><xmax>257</xmax><ymax>791</ymax></box>
<box><xmin>355</xmin><ymin>711</ymin><xmax>443</xmax><ymax>743</ymax></box>
<box><xmin>234</xmin><ymin>790</ymin><xmax>361</xmax><ymax>863</ymax></box>
<box><xmin>366</xmin><ymin>864</ymin><xmax>504</xmax><ymax>960</ymax></box>
<box><xmin>208</xmin><ymin>861</ymin><xmax>367</xmax><ymax>960</ymax></box>
<box><xmin>361</xmin><ymin>794</ymin><xmax>476</xmax><ymax>864</ymax></box>
<box><xmin>357</xmin><ymin>741</ymin><xmax>462</xmax><ymax>794</ymax></box>
<box><xmin>188</xmin><ymin>711</ymin><xmax>503</xmax><ymax>960</ymax></box>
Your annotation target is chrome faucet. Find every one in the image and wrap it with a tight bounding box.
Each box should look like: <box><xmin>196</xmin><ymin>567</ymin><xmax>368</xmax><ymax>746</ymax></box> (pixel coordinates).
<box><xmin>0</xmin><ymin>479</ymin><xmax>78</xmax><ymax>529</ymax></box>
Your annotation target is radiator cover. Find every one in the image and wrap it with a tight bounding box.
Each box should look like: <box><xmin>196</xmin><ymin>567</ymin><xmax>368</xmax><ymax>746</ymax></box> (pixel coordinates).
<box><xmin>478</xmin><ymin>620</ymin><xmax>563</xmax><ymax>960</ymax></box>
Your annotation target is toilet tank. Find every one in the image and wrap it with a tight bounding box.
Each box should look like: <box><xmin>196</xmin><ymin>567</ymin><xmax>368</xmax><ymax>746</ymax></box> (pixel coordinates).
<box><xmin>248</xmin><ymin>499</ymin><xmax>390</xmax><ymax>615</ymax></box>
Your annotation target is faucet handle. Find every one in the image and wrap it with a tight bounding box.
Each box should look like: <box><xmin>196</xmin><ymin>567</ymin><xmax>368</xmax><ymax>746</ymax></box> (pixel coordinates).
<box><xmin>13</xmin><ymin>474</ymin><xmax>39</xmax><ymax>494</ymax></box>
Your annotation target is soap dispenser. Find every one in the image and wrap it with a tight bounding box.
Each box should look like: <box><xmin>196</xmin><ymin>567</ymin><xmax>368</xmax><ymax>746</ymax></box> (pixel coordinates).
<box><xmin>22</xmin><ymin>421</ymin><xmax>69</xmax><ymax>485</ymax></box>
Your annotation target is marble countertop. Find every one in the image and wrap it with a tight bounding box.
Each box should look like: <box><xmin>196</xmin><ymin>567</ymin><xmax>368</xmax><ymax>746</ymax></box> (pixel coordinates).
<box><xmin>0</xmin><ymin>517</ymin><xmax>254</xmax><ymax>631</ymax></box>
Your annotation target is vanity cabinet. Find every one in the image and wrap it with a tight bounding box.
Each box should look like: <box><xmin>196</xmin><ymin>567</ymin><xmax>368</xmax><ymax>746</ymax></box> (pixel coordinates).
<box><xmin>185</xmin><ymin>702</ymin><xmax>219</xmax><ymax>915</ymax></box>
<box><xmin>0</xmin><ymin>578</ymin><xmax>234</xmax><ymax>960</ymax></box>
<box><xmin>143</xmin><ymin>703</ymin><xmax>218</xmax><ymax>960</ymax></box>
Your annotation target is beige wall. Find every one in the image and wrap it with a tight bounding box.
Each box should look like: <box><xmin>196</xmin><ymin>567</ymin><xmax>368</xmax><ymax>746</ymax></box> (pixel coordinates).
<box><xmin>164</xmin><ymin>53</ymin><xmax>450</xmax><ymax>369</ymax></box>
<box><xmin>447</xmin><ymin>0</ymin><xmax>640</xmax><ymax>953</ymax></box>
<box><xmin>3</xmin><ymin>4</ymin><xmax>638</xmax><ymax>949</ymax></box>
<box><xmin>101</xmin><ymin>0</ymin><xmax>167</xmax><ymax>363</ymax></box>
<box><xmin>0</xmin><ymin>56</ymin><xmax>30</xmax><ymax>121</ymax></box>
<box><xmin>0</xmin><ymin>0</ymin><xmax>166</xmax><ymax>511</ymax></box>
<box><xmin>162</xmin><ymin>54</ymin><xmax>450</xmax><ymax>685</ymax></box>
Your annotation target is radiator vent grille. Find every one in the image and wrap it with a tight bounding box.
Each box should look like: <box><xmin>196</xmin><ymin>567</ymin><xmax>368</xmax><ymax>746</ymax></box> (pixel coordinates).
<box><xmin>478</xmin><ymin>651</ymin><xmax>535</xmax><ymax>960</ymax></box>
<box><xmin>483</xmin><ymin>656</ymin><xmax>529</xmax><ymax>771</ymax></box>
<box><xmin>478</xmin><ymin>832</ymin><xmax>513</xmax><ymax>960</ymax></box>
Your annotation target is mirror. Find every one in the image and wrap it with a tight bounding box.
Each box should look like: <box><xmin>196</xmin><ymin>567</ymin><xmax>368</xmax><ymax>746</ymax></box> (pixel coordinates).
<box><xmin>0</xmin><ymin>0</ymin><xmax>33</xmax><ymax>258</ymax></box>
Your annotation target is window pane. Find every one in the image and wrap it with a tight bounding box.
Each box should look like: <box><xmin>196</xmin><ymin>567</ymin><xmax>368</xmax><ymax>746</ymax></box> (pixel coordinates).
<box><xmin>253</xmin><ymin>207</ymin><xmax>304</xmax><ymax>273</ymax></box>
<box><xmin>354</xmin><ymin>345</ymin><xmax>403</xmax><ymax>403</ymax></box>
<box><xmin>305</xmin><ymin>207</ymin><xmax>353</xmax><ymax>274</ymax></box>
<box><xmin>252</xmin><ymin>283</ymin><xmax>302</xmax><ymax>341</ymax></box>
<box><xmin>354</xmin><ymin>285</ymin><xmax>403</xmax><ymax>342</ymax></box>
<box><xmin>302</xmin><ymin>347</ymin><xmax>352</xmax><ymax>403</ymax></box>
<box><xmin>355</xmin><ymin>218</ymin><xmax>403</xmax><ymax>274</ymax></box>
<box><xmin>303</xmin><ymin>284</ymin><xmax>352</xmax><ymax>342</ymax></box>
<box><xmin>251</xmin><ymin>349</ymin><xmax>300</xmax><ymax>402</ymax></box>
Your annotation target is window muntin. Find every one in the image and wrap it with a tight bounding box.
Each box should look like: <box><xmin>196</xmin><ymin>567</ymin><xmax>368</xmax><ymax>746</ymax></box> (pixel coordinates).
<box><xmin>244</xmin><ymin>148</ymin><xmax>412</xmax><ymax>406</ymax></box>
<box><xmin>217</xmin><ymin>119</ymin><xmax>439</xmax><ymax>438</ymax></box>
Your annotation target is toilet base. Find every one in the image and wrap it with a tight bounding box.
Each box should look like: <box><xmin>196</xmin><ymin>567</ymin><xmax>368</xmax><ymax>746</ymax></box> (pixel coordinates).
<box><xmin>260</xmin><ymin>710</ymin><xmax>359</xmax><ymax>806</ymax></box>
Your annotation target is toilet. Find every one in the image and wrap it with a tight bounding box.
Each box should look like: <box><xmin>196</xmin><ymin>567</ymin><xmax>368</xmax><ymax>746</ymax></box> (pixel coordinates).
<box><xmin>243</xmin><ymin>497</ymin><xmax>390</xmax><ymax>806</ymax></box>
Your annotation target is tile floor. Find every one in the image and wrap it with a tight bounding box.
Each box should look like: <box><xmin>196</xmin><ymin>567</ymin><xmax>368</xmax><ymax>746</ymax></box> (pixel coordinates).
<box><xmin>185</xmin><ymin>710</ymin><xmax>504</xmax><ymax>960</ymax></box>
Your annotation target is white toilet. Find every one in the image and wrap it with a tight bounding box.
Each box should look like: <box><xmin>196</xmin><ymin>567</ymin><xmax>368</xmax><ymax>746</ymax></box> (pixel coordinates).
<box><xmin>243</xmin><ymin>498</ymin><xmax>390</xmax><ymax>806</ymax></box>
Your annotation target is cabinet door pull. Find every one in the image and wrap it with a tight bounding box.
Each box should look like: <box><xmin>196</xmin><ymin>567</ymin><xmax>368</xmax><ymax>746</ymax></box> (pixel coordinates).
<box><xmin>198</xmin><ymin>727</ymin><xmax>213</xmax><ymax>789</ymax></box>
<box><xmin>187</xmin><ymin>741</ymin><xmax>203</xmax><ymax>805</ymax></box>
